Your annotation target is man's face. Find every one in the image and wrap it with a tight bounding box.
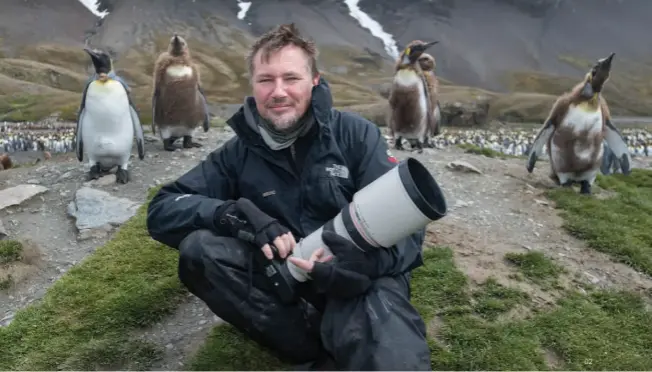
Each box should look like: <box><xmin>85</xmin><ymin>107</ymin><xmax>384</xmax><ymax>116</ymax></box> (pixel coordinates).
<box><xmin>251</xmin><ymin>44</ymin><xmax>320</xmax><ymax>130</ymax></box>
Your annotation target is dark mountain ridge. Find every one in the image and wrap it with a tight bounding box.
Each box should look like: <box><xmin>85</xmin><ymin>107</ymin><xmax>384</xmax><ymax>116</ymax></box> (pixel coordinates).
<box><xmin>0</xmin><ymin>0</ymin><xmax>650</xmax><ymax>124</ymax></box>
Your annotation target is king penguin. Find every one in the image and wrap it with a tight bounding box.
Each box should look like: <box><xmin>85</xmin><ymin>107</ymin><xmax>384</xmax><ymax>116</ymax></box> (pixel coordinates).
<box><xmin>151</xmin><ymin>34</ymin><xmax>210</xmax><ymax>151</ymax></box>
<box><xmin>388</xmin><ymin>40</ymin><xmax>438</xmax><ymax>153</ymax></box>
<box><xmin>417</xmin><ymin>52</ymin><xmax>443</xmax><ymax>140</ymax></box>
<box><xmin>76</xmin><ymin>47</ymin><xmax>145</xmax><ymax>184</ymax></box>
<box><xmin>526</xmin><ymin>52</ymin><xmax>631</xmax><ymax>194</ymax></box>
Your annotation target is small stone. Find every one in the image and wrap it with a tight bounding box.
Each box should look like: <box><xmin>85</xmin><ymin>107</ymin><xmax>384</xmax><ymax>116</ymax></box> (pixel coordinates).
<box><xmin>446</xmin><ymin>161</ymin><xmax>483</xmax><ymax>174</ymax></box>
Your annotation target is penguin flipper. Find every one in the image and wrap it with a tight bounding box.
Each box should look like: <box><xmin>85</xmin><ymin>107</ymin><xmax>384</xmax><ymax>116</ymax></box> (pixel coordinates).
<box><xmin>129</xmin><ymin>105</ymin><xmax>146</xmax><ymax>160</ymax></box>
<box><xmin>114</xmin><ymin>75</ymin><xmax>146</xmax><ymax>160</ymax></box>
<box><xmin>527</xmin><ymin>120</ymin><xmax>554</xmax><ymax>173</ymax></box>
<box><xmin>433</xmin><ymin>101</ymin><xmax>443</xmax><ymax>135</ymax></box>
<box><xmin>75</xmin><ymin>78</ymin><xmax>93</xmax><ymax>162</ymax></box>
<box><xmin>76</xmin><ymin>109</ymin><xmax>85</xmax><ymax>162</ymax></box>
<box><xmin>198</xmin><ymin>84</ymin><xmax>210</xmax><ymax>132</ymax></box>
<box><xmin>600</xmin><ymin>141</ymin><xmax>612</xmax><ymax>175</ymax></box>
<box><xmin>603</xmin><ymin>118</ymin><xmax>632</xmax><ymax>175</ymax></box>
<box><xmin>151</xmin><ymin>88</ymin><xmax>158</xmax><ymax>135</ymax></box>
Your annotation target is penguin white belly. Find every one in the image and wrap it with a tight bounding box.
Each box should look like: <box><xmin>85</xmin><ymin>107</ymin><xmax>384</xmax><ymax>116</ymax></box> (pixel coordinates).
<box><xmin>552</xmin><ymin>105</ymin><xmax>603</xmax><ymax>184</ymax></box>
<box><xmin>82</xmin><ymin>81</ymin><xmax>134</xmax><ymax>169</ymax></box>
<box><xmin>166</xmin><ymin>65</ymin><xmax>193</xmax><ymax>78</ymax></box>
<box><xmin>393</xmin><ymin>70</ymin><xmax>428</xmax><ymax>141</ymax></box>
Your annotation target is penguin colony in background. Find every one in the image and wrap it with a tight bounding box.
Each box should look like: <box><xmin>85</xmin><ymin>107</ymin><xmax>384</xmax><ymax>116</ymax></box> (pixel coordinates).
<box><xmin>526</xmin><ymin>53</ymin><xmax>632</xmax><ymax>194</ymax></box>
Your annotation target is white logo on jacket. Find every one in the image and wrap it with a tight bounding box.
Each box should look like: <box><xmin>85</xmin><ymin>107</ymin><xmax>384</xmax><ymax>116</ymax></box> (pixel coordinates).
<box><xmin>325</xmin><ymin>164</ymin><xmax>349</xmax><ymax>179</ymax></box>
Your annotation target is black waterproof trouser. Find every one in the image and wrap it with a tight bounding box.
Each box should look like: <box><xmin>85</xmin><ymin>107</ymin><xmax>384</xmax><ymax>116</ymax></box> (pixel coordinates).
<box><xmin>177</xmin><ymin>229</ymin><xmax>432</xmax><ymax>371</ymax></box>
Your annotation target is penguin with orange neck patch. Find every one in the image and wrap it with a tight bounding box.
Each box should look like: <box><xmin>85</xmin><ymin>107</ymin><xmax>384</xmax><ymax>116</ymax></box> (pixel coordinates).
<box><xmin>388</xmin><ymin>40</ymin><xmax>438</xmax><ymax>153</ymax></box>
<box><xmin>152</xmin><ymin>34</ymin><xmax>210</xmax><ymax>151</ymax></box>
<box><xmin>526</xmin><ymin>52</ymin><xmax>631</xmax><ymax>195</ymax></box>
<box><xmin>76</xmin><ymin>47</ymin><xmax>145</xmax><ymax>184</ymax></box>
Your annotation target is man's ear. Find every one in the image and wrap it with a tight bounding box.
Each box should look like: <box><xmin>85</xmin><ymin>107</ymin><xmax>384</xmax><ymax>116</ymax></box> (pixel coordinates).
<box><xmin>312</xmin><ymin>73</ymin><xmax>320</xmax><ymax>86</ymax></box>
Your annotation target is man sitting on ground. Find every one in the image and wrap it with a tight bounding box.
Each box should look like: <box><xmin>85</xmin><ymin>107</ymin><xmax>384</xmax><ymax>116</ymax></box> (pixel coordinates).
<box><xmin>146</xmin><ymin>23</ymin><xmax>431</xmax><ymax>371</ymax></box>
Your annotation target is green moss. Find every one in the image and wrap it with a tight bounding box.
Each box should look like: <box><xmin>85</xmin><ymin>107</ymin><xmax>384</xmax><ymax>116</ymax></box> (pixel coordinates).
<box><xmin>471</xmin><ymin>277</ymin><xmax>530</xmax><ymax>320</ymax></box>
<box><xmin>546</xmin><ymin>169</ymin><xmax>652</xmax><ymax>275</ymax></box>
<box><xmin>504</xmin><ymin>251</ymin><xmax>565</xmax><ymax>289</ymax></box>
<box><xmin>0</xmin><ymin>240</ymin><xmax>22</xmax><ymax>265</ymax></box>
<box><xmin>0</xmin><ymin>185</ymin><xmax>183</xmax><ymax>370</ymax></box>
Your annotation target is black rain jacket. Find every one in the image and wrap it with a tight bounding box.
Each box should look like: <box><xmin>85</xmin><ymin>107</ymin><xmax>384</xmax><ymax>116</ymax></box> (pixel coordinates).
<box><xmin>146</xmin><ymin>77</ymin><xmax>426</xmax><ymax>277</ymax></box>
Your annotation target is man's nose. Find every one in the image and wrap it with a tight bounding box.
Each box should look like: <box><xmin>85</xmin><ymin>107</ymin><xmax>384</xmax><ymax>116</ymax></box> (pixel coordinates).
<box><xmin>270</xmin><ymin>79</ymin><xmax>288</xmax><ymax>97</ymax></box>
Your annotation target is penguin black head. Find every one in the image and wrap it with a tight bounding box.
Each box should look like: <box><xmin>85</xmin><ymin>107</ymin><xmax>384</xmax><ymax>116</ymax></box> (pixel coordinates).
<box><xmin>84</xmin><ymin>47</ymin><xmax>113</xmax><ymax>76</ymax></box>
<box><xmin>580</xmin><ymin>52</ymin><xmax>615</xmax><ymax>99</ymax></box>
<box><xmin>169</xmin><ymin>34</ymin><xmax>189</xmax><ymax>57</ymax></box>
<box><xmin>400</xmin><ymin>40</ymin><xmax>439</xmax><ymax>66</ymax></box>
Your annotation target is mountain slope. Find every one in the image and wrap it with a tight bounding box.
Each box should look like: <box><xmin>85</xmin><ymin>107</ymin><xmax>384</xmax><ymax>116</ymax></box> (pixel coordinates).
<box><xmin>0</xmin><ymin>0</ymin><xmax>651</xmax><ymax>124</ymax></box>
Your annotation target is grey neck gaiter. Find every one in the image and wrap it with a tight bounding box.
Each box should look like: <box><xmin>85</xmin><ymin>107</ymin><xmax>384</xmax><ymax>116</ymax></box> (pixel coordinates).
<box><xmin>243</xmin><ymin>97</ymin><xmax>314</xmax><ymax>151</ymax></box>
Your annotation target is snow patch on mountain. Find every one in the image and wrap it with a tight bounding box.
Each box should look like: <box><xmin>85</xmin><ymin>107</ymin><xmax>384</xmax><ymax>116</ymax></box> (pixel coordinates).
<box><xmin>343</xmin><ymin>0</ymin><xmax>399</xmax><ymax>59</ymax></box>
<box><xmin>77</xmin><ymin>0</ymin><xmax>108</xmax><ymax>18</ymax></box>
<box><xmin>237</xmin><ymin>1</ymin><xmax>252</xmax><ymax>21</ymax></box>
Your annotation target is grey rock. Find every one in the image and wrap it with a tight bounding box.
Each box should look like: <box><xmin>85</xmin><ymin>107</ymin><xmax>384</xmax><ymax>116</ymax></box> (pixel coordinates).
<box><xmin>66</xmin><ymin>187</ymin><xmax>141</xmax><ymax>232</ymax></box>
<box><xmin>0</xmin><ymin>185</ymin><xmax>49</xmax><ymax>211</ymax></box>
<box><xmin>446</xmin><ymin>161</ymin><xmax>483</xmax><ymax>174</ymax></box>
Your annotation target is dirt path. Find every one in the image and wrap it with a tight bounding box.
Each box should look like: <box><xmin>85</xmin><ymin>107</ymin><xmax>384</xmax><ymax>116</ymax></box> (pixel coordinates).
<box><xmin>1</xmin><ymin>125</ymin><xmax>651</xmax><ymax>368</ymax></box>
<box><xmin>0</xmin><ymin>127</ymin><xmax>235</xmax><ymax>324</ymax></box>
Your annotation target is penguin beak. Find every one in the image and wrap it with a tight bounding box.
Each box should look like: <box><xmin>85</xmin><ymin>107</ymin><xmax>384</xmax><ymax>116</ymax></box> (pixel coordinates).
<box><xmin>173</xmin><ymin>34</ymin><xmax>182</xmax><ymax>49</ymax></box>
<box><xmin>84</xmin><ymin>47</ymin><xmax>102</xmax><ymax>69</ymax></box>
<box><xmin>423</xmin><ymin>41</ymin><xmax>439</xmax><ymax>49</ymax></box>
<box><xmin>412</xmin><ymin>41</ymin><xmax>439</xmax><ymax>56</ymax></box>
<box><xmin>84</xmin><ymin>47</ymin><xmax>99</xmax><ymax>61</ymax></box>
<box><xmin>597</xmin><ymin>52</ymin><xmax>615</xmax><ymax>72</ymax></box>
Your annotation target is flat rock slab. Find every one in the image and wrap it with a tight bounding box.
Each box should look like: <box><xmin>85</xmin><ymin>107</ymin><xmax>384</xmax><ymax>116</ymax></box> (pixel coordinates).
<box><xmin>0</xmin><ymin>184</ymin><xmax>49</xmax><ymax>211</ymax></box>
<box><xmin>67</xmin><ymin>187</ymin><xmax>142</xmax><ymax>232</ymax></box>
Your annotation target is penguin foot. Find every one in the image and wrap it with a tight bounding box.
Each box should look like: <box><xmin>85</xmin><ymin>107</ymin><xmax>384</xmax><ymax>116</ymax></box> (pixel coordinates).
<box><xmin>116</xmin><ymin>167</ymin><xmax>130</xmax><ymax>184</ymax></box>
<box><xmin>183</xmin><ymin>136</ymin><xmax>202</xmax><ymax>148</ymax></box>
<box><xmin>394</xmin><ymin>136</ymin><xmax>404</xmax><ymax>150</ymax></box>
<box><xmin>579</xmin><ymin>180</ymin><xmax>591</xmax><ymax>195</ymax></box>
<box><xmin>163</xmin><ymin>138</ymin><xmax>177</xmax><ymax>152</ymax></box>
<box><xmin>414</xmin><ymin>141</ymin><xmax>424</xmax><ymax>154</ymax></box>
<box><xmin>87</xmin><ymin>163</ymin><xmax>102</xmax><ymax>181</ymax></box>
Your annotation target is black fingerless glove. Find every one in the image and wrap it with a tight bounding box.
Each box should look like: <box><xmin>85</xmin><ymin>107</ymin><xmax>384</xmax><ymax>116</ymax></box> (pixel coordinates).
<box><xmin>215</xmin><ymin>198</ymin><xmax>290</xmax><ymax>248</ymax></box>
<box><xmin>309</xmin><ymin>231</ymin><xmax>376</xmax><ymax>299</ymax></box>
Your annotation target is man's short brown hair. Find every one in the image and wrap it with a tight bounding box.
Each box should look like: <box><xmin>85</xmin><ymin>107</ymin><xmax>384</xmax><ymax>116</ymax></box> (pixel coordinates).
<box><xmin>246</xmin><ymin>23</ymin><xmax>319</xmax><ymax>79</ymax></box>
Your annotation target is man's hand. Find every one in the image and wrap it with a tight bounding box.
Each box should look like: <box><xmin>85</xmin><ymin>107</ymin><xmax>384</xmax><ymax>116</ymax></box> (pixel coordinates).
<box><xmin>216</xmin><ymin>197</ymin><xmax>296</xmax><ymax>259</ymax></box>
<box><xmin>287</xmin><ymin>247</ymin><xmax>334</xmax><ymax>271</ymax></box>
<box><xmin>263</xmin><ymin>231</ymin><xmax>297</xmax><ymax>260</ymax></box>
<box><xmin>289</xmin><ymin>231</ymin><xmax>376</xmax><ymax>299</ymax></box>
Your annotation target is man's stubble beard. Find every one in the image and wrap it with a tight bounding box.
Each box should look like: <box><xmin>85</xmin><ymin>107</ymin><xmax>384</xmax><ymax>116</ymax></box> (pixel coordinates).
<box><xmin>263</xmin><ymin>111</ymin><xmax>301</xmax><ymax>131</ymax></box>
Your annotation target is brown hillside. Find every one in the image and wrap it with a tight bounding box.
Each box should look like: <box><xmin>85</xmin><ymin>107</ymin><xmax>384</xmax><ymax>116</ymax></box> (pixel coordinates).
<box><xmin>0</xmin><ymin>0</ymin><xmax>651</xmax><ymax>124</ymax></box>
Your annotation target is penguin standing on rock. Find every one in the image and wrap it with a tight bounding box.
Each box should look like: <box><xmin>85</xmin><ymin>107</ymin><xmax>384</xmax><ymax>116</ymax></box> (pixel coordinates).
<box><xmin>388</xmin><ymin>40</ymin><xmax>438</xmax><ymax>153</ymax></box>
<box><xmin>526</xmin><ymin>53</ymin><xmax>631</xmax><ymax>195</ymax></box>
<box><xmin>417</xmin><ymin>52</ymin><xmax>443</xmax><ymax>139</ymax></box>
<box><xmin>152</xmin><ymin>34</ymin><xmax>210</xmax><ymax>151</ymax></box>
<box><xmin>76</xmin><ymin>47</ymin><xmax>145</xmax><ymax>184</ymax></box>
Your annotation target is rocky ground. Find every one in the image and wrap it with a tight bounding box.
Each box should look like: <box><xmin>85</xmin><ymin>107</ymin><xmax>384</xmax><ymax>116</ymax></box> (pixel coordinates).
<box><xmin>1</xmin><ymin>124</ymin><xmax>652</xmax><ymax>368</ymax></box>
